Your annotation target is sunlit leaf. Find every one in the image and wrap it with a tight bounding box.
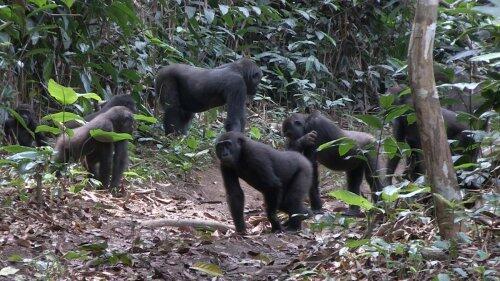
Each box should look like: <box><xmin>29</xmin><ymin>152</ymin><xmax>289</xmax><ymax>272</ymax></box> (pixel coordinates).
<box><xmin>43</xmin><ymin>111</ymin><xmax>83</xmax><ymax>123</ymax></box>
<box><xmin>63</xmin><ymin>250</ymin><xmax>89</xmax><ymax>261</ymax></box>
<box><xmin>328</xmin><ymin>190</ymin><xmax>374</xmax><ymax>210</ymax></box>
<box><xmin>48</xmin><ymin>79</ymin><xmax>78</xmax><ymax>105</ymax></box>
<box><xmin>77</xmin><ymin>92</ymin><xmax>102</xmax><ymax>101</ymax></box>
<box><xmin>0</xmin><ymin>145</ymin><xmax>36</xmax><ymax>153</ymax></box>
<box><xmin>191</xmin><ymin>262</ymin><xmax>223</xmax><ymax>277</ymax></box>
<box><xmin>219</xmin><ymin>4</ymin><xmax>229</xmax><ymax>15</ymax></box>
<box><xmin>35</xmin><ymin>125</ymin><xmax>61</xmax><ymax>135</ymax></box>
<box><xmin>133</xmin><ymin>114</ymin><xmax>157</xmax><ymax>124</ymax></box>
<box><xmin>90</xmin><ymin>129</ymin><xmax>133</xmax><ymax>142</ymax></box>
<box><xmin>346</xmin><ymin>239</ymin><xmax>369</xmax><ymax>249</ymax></box>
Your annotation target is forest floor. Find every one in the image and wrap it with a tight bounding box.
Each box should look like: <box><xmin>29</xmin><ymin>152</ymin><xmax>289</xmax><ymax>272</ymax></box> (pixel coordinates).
<box><xmin>0</xmin><ymin>161</ymin><xmax>360</xmax><ymax>280</ymax></box>
<box><xmin>1</xmin><ymin>155</ymin><xmax>497</xmax><ymax>280</ymax></box>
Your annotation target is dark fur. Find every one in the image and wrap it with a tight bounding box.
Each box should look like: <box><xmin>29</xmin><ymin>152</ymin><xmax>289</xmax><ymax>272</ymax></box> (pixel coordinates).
<box><xmin>215</xmin><ymin>131</ymin><xmax>312</xmax><ymax>234</ymax></box>
<box><xmin>3</xmin><ymin>104</ymin><xmax>46</xmax><ymax>147</ymax></box>
<box><xmin>156</xmin><ymin>58</ymin><xmax>262</xmax><ymax>135</ymax></box>
<box><xmin>54</xmin><ymin>106</ymin><xmax>135</xmax><ymax>191</ymax></box>
<box><xmin>386</xmin><ymin>87</ymin><xmax>478</xmax><ymax>183</ymax></box>
<box><xmin>282</xmin><ymin>112</ymin><xmax>384</xmax><ymax>214</ymax></box>
<box><xmin>65</xmin><ymin>94</ymin><xmax>137</xmax><ymax>128</ymax></box>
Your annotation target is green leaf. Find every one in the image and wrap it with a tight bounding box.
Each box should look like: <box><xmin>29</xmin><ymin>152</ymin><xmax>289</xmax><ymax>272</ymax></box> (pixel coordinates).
<box><xmin>383</xmin><ymin>137</ymin><xmax>398</xmax><ymax>158</ymax></box>
<box><xmin>90</xmin><ymin>129</ymin><xmax>133</xmax><ymax>142</ymax></box>
<box><xmin>35</xmin><ymin>125</ymin><xmax>61</xmax><ymax>135</ymax></box>
<box><xmin>385</xmin><ymin>105</ymin><xmax>411</xmax><ymax>122</ymax></box>
<box><xmin>249</xmin><ymin>127</ymin><xmax>262</xmax><ymax>140</ymax></box>
<box><xmin>79</xmin><ymin>242</ymin><xmax>108</xmax><ymax>255</ymax></box>
<box><xmin>108</xmin><ymin>252</ymin><xmax>133</xmax><ymax>266</ymax></box>
<box><xmin>354</xmin><ymin>114</ymin><xmax>382</xmax><ymax>129</ymax></box>
<box><xmin>133</xmin><ymin>114</ymin><xmax>157</xmax><ymax>124</ymax></box>
<box><xmin>43</xmin><ymin>111</ymin><xmax>83</xmax><ymax>123</ymax></box>
<box><xmin>238</xmin><ymin>7</ymin><xmax>249</xmax><ymax>17</ymax></box>
<box><xmin>470</xmin><ymin>52</ymin><xmax>500</xmax><ymax>62</ymax></box>
<box><xmin>63</xmin><ymin>250</ymin><xmax>89</xmax><ymax>261</ymax></box>
<box><xmin>28</xmin><ymin>0</ymin><xmax>47</xmax><ymax>7</ymax></box>
<box><xmin>0</xmin><ymin>145</ymin><xmax>36</xmax><ymax>153</ymax></box>
<box><xmin>191</xmin><ymin>262</ymin><xmax>223</xmax><ymax>277</ymax></box>
<box><xmin>48</xmin><ymin>79</ymin><xmax>78</xmax><ymax>105</ymax></box>
<box><xmin>7</xmin><ymin>254</ymin><xmax>23</xmax><ymax>262</ymax></box>
<box><xmin>406</xmin><ymin>113</ymin><xmax>417</xmax><ymax>125</ymax></box>
<box><xmin>328</xmin><ymin>190</ymin><xmax>374</xmax><ymax>210</ymax></box>
<box><xmin>338</xmin><ymin>141</ymin><xmax>355</xmax><ymax>156</ymax></box>
<box><xmin>77</xmin><ymin>92</ymin><xmax>102</xmax><ymax>101</ymax></box>
<box><xmin>0</xmin><ymin>266</ymin><xmax>19</xmax><ymax>276</ymax></box>
<box><xmin>346</xmin><ymin>239</ymin><xmax>370</xmax><ymax>249</ymax></box>
<box><xmin>61</xmin><ymin>0</ymin><xmax>75</xmax><ymax>8</ymax></box>
<box><xmin>380</xmin><ymin>94</ymin><xmax>394</xmax><ymax>109</ymax></box>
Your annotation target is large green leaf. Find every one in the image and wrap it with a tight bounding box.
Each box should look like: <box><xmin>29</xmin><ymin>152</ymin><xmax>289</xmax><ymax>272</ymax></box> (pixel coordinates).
<box><xmin>35</xmin><ymin>125</ymin><xmax>61</xmax><ymax>135</ymax></box>
<box><xmin>77</xmin><ymin>92</ymin><xmax>102</xmax><ymax>101</ymax></box>
<box><xmin>43</xmin><ymin>111</ymin><xmax>83</xmax><ymax>123</ymax></box>
<box><xmin>90</xmin><ymin>129</ymin><xmax>133</xmax><ymax>142</ymax></box>
<box><xmin>133</xmin><ymin>114</ymin><xmax>157</xmax><ymax>124</ymax></box>
<box><xmin>48</xmin><ymin>79</ymin><xmax>78</xmax><ymax>105</ymax></box>
<box><xmin>328</xmin><ymin>190</ymin><xmax>374</xmax><ymax>210</ymax></box>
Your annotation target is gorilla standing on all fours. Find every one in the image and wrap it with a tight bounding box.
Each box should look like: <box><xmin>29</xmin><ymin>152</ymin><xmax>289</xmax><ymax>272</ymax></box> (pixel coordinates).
<box><xmin>386</xmin><ymin>86</ymin><xmax>478</xmax><ymax>184</ymax></box>
<box><xmin>54</xmin><ymin>106</ymin><xmax>135</xmax><ymax>193</ymax></box>
<box><xmin>282</xmin><ymin>111</ymin><xmax>385</xmax><ymax>215</ymax></box>
<box><xmin>3</xmin><ymin>104</ymin><xmax>46</xmax><ymax>147</ymax></box>
<box><xmin>216</xmin><ymin>131</ymin><xmax>313</xmax><ymax>234</ymax></box>
<box><xmin>65</xmin><ymin>94</ymin><xmax>137</xmax><ymax>129</ymax></box>
<box><xmin>155</xmin><ymin>58</ymin><xmax>262</xmax><ymax>135</ymax></box>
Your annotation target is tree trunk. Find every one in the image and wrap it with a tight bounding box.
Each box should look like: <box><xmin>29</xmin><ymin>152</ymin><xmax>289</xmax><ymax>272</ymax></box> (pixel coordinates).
<box><xmin>407</xmin><ymin>0</ymin><xmax>462</xmax><ymax>239</ymax></box>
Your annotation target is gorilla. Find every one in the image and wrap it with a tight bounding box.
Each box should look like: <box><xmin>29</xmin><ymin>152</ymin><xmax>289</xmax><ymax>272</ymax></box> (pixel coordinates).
<box><xmin>155</xmin><ymin>58</ymin><xmax>262</xmax><ymax>135</ymax></box>
<box><xmin>282</xmin><ymin>111</ymin><xmax>385</xmax><ymax>215</ymax></box>
<box><xmin>54</xmin><ymin>106</ymin><xmax>135</xmax><ymax>193</ymax></box>
<box><xmin>65</xmin><ymin>94</ymin><xmax>137</xmax><ymax>128</ymax></box>
<box><xmin>216</xmin><ymin>131</ymin><xmax>312</xmax><ymax>234</ymax></box>
<box><xmin>386</xmin><ymin>86</ymin><xmax>478</xmax><ymax>184</ymax></box>
<box><xmin>3</xmin><ymin>104</ymin><xmax>46</xmax><ymax>147</ymax></box>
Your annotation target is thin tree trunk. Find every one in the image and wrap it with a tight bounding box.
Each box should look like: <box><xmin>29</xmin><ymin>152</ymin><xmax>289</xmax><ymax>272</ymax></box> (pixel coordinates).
<box><xmin>407</xmin><ymin>0</ymin><xmax>462</xmax><ymax>239</ymax></box>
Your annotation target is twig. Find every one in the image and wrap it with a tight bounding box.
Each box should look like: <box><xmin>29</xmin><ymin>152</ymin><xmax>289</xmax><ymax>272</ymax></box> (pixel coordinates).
<box><xmin>139</xmin><ymin>218</ymin><xmax>234</xmax><ymax>231</ymax></box>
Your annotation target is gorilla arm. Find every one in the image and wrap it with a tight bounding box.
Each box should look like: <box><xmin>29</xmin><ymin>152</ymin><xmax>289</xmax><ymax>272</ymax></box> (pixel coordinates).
<box><xmin>220</xmin><ymin>167</ymin><xmax>246</xmax><ymax>233</ymax></box>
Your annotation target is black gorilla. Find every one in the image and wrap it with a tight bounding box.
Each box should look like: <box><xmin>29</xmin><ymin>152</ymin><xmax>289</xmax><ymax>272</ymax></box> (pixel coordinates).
<box><xmin>155</xmin><ymin>58</ymin><xmax>262</xmax><ymax>135</ymax></box>
<box><xmin>282</xmin><ymin>112</ymin><xmax>384</xmax><ymax>215</ymax></box>
<box><xmin>3</xmin><ymin>104</ymin><xmax>46</xmax><ymax>147</ymax></box>
<box><xmin>65</xmin><ymin>94</ymin><xmax>137</xmax><ymax>128</ymax></box>
<box><xmin>216</xmin><ymin>131</ymin><xmax>312</xmax><ymax>234</ymax></box>
<box><xmin>386</xmin><ymin>86</ymin><xmax>478</xmax><ymax>183</ymax></box>
<box><xmin>54</xmin><ymin>106</ymin><xmax>135</xmax><ymax>193</ymax></box>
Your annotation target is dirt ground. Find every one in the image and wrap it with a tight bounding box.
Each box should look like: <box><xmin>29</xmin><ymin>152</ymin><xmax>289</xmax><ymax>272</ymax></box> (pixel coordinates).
<box><xmin>0</xmin><ymin>162</ymin><xmax>361</xmax><ymax>280</ymax></box>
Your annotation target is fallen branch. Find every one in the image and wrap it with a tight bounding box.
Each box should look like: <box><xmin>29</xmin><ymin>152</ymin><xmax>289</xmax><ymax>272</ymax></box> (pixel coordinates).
<box><xmin>139</xmin><ymin>218</ymin><xmax>234</xmax><ymax>231</ymax></box>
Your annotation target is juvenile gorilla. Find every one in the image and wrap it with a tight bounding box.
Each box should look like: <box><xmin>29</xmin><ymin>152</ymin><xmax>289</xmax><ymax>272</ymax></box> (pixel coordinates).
<box><xmin>156</xmin><ymin>58</ymin><xmax>262</xmax><ymax>135</ymax></box>
<box><xmin>282</xmin><ymin>112</ymin><xmax>384</xmax><ymax>214</ymax></box>
<box><xmin>386</xmin><ymin>86</ymin><xmax>477</xmax><ymax>183</ymax></box>
<box><xmin>216</xmin><ymin>131</ymin><xmax>312</xmax><ymax>234</ymax></box>
<box><xmin>54</xmin><ymin>106</ymin><xmax>135</xmax><ymax>192</ymax></box>
<box><xmin>65</xmin><ymin>94</ymin><xmax>137</xmax><ymax>128</ymax></box>
<box><xmin>3</xmin><ymin>104</ymin><xmax>46</xmax><ymax>147</ymax></box>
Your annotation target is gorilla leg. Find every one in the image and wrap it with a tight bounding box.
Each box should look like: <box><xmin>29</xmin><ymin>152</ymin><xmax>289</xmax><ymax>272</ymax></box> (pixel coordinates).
<box><xmin>221</xmin><ymin>168</ymin><xmax>246</xmax><ymax>233</ymax></box>
<box><xmin>386</xmin><ymin>155</ymin><xmax>401</xmax><ymax>184</ymax></box>
<box><xmin>306</xmin><ymin>151</ymin><xmax>322</xmax><ymax>212</ymax></box>
<box><xmin>85</xmin><ymin>153</ymin><xmax>100</xmax><ymax>179</ymax></box>
<box><xmin>97</xmin><ymin>145</ymin><xmax>113</xmax><ymax>189</ymax></box>
<box><xmin>364</xmin><ymin>154</ymin><xmax>383</xmax><ymax>202</ymax></box>
<box><xmin>263</xmin><ymin>192</ymin><xmax>282</xmax><ymax>232</ymax></box>
<box><xmin>345</xmin><ymin>167</ymin><xmax>364</xmax><ymax>215</ymax></box>
<box><xmin>281</xmin><ymin>173</ymin><xmax>310</xmax><ymax>231</ymax></box>
<box><xmin>110</xmin><ymin>141</ymin><xmax>129</xmax><ymax>189</ymax></box>
<box><xmin>164</xmin><ymin>107</ymin><xmax>194</xmax><ymax>135</ymax></box>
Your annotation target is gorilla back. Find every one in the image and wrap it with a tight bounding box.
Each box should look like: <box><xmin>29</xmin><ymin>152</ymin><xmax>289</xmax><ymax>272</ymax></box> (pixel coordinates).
<box><xmin>215</xmin><ymin>131</ymin><xmax>312</xmax><ymax>233</ymax></box>
<box><xmin>156</xmin><ymin>58</ymin><xmax>262</xmax><ymax>135</ymax></box>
